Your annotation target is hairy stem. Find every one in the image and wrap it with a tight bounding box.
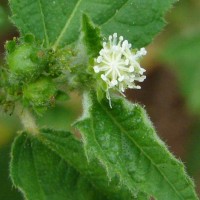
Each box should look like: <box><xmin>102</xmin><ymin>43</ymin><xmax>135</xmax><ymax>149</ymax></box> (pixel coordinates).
<box><xmin>16</xmin><ymin>104</ymin><xmax>39</xmax><ymax>135</ymax></box>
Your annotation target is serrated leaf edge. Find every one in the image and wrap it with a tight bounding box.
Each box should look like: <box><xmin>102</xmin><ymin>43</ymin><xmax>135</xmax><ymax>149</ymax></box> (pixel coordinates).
<box><xmin>75</xmin><ymin>92</ymin><xmax>198</xmax><ymax>200</ymax></box>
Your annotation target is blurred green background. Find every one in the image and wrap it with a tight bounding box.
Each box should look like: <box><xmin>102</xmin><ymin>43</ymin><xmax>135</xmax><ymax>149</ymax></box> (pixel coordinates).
<box><xmin>0</xmin><ymin>0</ymin><xmax>200</xmax><ymax>199</ymax></box>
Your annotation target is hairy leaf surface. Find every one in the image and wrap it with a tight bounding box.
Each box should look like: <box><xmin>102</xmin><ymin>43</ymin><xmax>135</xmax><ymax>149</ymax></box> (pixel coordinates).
<box><xmin>38</xmin><ymin>129</ymin><xmax>148</xmax><ymax>200</ymax></box>
<box><xmin>10</xmin><ymin>132</ymin><xmax>106</xmax><ymax>200</ymax></box>
<box><xmin>9</xmin><ymin>0</ymin><xmax>177</xmax><ymax>49</ymax></box>
<box><xmin>75</xmin><ymin>93</ymin><xmax>198</xmax><ymax>200</ymax></box>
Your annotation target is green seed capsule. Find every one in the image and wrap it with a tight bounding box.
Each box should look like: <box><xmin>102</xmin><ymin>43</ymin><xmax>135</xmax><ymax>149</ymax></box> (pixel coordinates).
<box><xmin>7</xmin><ymin>44</ymin><xmax>46</xmax><ymax>83</ymax></box>
<box><xmin>23</xmin><ymin>77</ymin><xmax>56</xmax><ymax>108</ymax></box>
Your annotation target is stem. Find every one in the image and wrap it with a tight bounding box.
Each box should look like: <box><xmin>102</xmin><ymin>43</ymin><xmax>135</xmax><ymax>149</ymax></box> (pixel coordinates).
<box><xmin>16</xmin><ymin>104</ymin><xmax>39</xmax><ymax>135</ymax></box>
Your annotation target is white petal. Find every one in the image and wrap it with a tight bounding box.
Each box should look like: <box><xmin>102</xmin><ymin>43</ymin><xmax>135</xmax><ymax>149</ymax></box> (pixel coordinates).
<box><xmin>99</xmin><ymin>49</ymin><xmax>105</xmax><ymax>55</ymax></box>
<box><xmin>97</xmin><ymin>56</ymin><xmax>102</xmax><ymax>63</ymax></box>
<box><xmin>119</xmin><ymin>36</ymin><xmax>123</xmax><ymax>41</ymax></box>
<box><xmin>139</xmin><ymin>67</ymin><xmax>146</xmax><ymax>74</ymax></box>
<box><xmin>101</xmin><ymin>74</ymin><xmax>107</xmax><ymax>81</ymax></box>
<box><xmin>122</xmin><ymin>40</ymin><xmax>128</xmax><ymax>48</ymax></box>
<box><xmin>125</xmin><ymin>59</ymin><xmax>129</xmax><ymax>65</ymax></box>
<box><xmin>135</xmin><ymin>85</ymin><xmax>141</xmax><ymax>89</ymax></box>
<box><xmin>110</xmin><ymin>79</ymin><xmax>118</xmax><ymax>86</ymax></box>
<box><xmin>112</xmin><ymin>45</ymin><xmax>118</xmax><ymax>51</ymax></box>
<box><xmin>113</xmin><ymin>33</ymin><xmax>117</xmax><ymax>38</ymax></box>
<box><xmin>137</xmin><ymin>75</ymin><xmax>146</xmax><ymax>82</ymax></box>
<box><xmin>118</xmin><ymin>76</ymin><xmax>124</xmax><ymax>82</ymax></box>
<box><xmin>93</xmin><ymin>33</ymin><xmax>146</xmax><ymax>101</ymax></box>
<box><xmin>129</xmin><ymin>66</ymin><xmax>134</xmax><ymax>72</ymax></box>
<box><xmin>93</xmin><ymin>66</ymin><xmax>100</xmax><ymax>73</ymax></box>
<box><xmin>103</xmin><ymin>42</ymin><xmax>107</xmax><ymax>47</ymax></box>
<box><xmin>140</xmin><ymin>47</ymin><xmax>147</xmax><ymax>56</ymax></box>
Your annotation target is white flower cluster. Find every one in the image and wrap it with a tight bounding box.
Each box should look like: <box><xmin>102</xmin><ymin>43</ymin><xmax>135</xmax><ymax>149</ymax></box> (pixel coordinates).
<box><xmin>93</xmin><ymin>33</ymin><xmax>147</xmax><ymax>104</ymax></box>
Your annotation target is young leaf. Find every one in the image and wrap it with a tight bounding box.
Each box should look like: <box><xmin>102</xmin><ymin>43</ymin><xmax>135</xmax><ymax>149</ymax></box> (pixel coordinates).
<box><xmin>38</xmin><ymin>129</ymin><xmax>149</xmax><ymax>200</ymax></box>
<box><xmin>10</xmin><ymin>132</ymin><xmax>106</xmax><ymax>200</ymax></box>
<box><xmin>74</xmin><ymin>92</ymin><xmax>199</xmax><ymax>200</ymax></box>
<box><xmin>9</xmin><ymin>0</ymin><xmax>177</xmax><ymax>49</ymax></box>
<box><xmin>81</xmin><ymin>14</ymin><xmax>102</xmax><ymax>58</ymax></box>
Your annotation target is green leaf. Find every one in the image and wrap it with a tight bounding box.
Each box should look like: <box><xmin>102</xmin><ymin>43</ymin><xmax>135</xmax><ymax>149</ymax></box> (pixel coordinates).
<box><xmin>162</xmin><ymin>33</ymin><xmax>200</xmax><ymax>115</ymax></box>
<box><xmin>81</xmin><ymin>14</ymin><xmax>102</xmax><ymax>57</ymax></box>
<box><xmin>38</xmin><ymin>129</ymin><xmax>148</xmax><ymax>200</ymax></box>
<box><xmin>0</xmin><ymin>144</ymin><xmax>21</xmax><ymax>200</ymax></box>
<box><xmin>10</xmin><ymin>132</ymin><xmax>106</xmax><ymax>200</ymax></box>
<box><xmin>9</xmin><ymin>0</ymin><xmax>177</xmax><ymax>49</ymax></box>
<box><xmin>74</xmin><ymin>92</ymin><xmax>199</xmax><ymax>200</ymax></box>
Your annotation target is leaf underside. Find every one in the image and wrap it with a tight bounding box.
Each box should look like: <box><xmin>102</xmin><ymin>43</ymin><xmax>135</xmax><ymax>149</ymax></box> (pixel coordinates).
<box><xmin>74</xmin><ymin>93</ymin><xmax>198</xmax><ymax>200</ymax></box>
<box><xmin>9</xmin><ymin>0</ymin><xmax>177</xmax><ymax>49</ymax></box>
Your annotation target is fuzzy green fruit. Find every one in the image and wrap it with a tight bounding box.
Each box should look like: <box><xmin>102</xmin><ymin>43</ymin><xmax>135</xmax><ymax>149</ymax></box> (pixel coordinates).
<box><xmin>7</xmin><ymin>44</ymin><xmax>46</xmax><ymax>83</ymax></box>
<box><xmin>23</xmin><ymin>78</ymin><xmax>56</xmax><ymax>108</ymax></box>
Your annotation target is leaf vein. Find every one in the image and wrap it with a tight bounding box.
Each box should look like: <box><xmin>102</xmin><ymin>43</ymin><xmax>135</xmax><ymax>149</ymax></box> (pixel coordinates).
<box><xmin>52</xmin><ymin>0</ymin><xmax>82</xmax><ymax>50</ymax></box>
<box><xmin>30</xmin><ymin>141</ymin><xmax>46</xmax><ymax>200</ymax></box>
<box><xmin>99</xmin><ymin>102</ymin><xmax>185</xmax><ymax>200</ymax></box>
<box><xmin>37</xmin><ymin>0</ymin><xmax>49</xmax><ymax>47</ymax></box>
<box><xmin>100</xmin><ymin>0</ymin><xmax>129</xmax><ymax>26</ymax></box>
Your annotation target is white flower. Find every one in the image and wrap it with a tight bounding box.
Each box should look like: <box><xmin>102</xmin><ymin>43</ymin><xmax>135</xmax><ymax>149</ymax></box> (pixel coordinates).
<box><xmin>93</xmin><ymin>33</ymin><xmax>147</xmax><ymax>106</ymax></box>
